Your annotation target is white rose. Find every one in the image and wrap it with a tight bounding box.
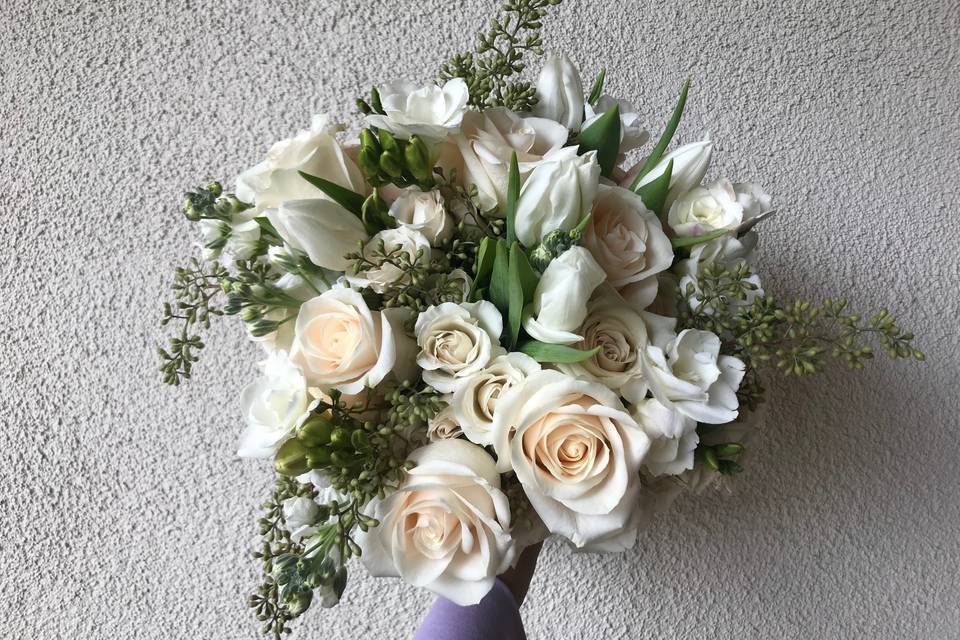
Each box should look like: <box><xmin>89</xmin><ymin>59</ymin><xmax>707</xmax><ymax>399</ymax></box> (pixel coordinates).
<box><xmin>427</xmin><ymin>404</ymin><xmax>464</xmax><ymax>441</ymax></box>
<box><xmin>557</xmin><ymin>290</ymin><xmax>659</xmax><ymax>403</ymax></box>
<box><xmin>236</xmin><ymin>114</ymin><xmax>368</xmax><ymax>210</ymax></box>
<box><xmin>348</xmin><ymin>226</ymin><xmax>432</xmax><ymax>293</ymax></box>
<box><xmin>365</xmin><ymin>78</ymin><xmax>470</xmax><ymax>143</ymax></box>
<box><xmin>248</xmin><ymin>264</ymin><xmax>337</xmax><ymax>354</ymax></box>
<box><xmin>415</xmin><ymin>301</ymin><xmax>505</xmax><ymax>393</ymax></box>
<box><xmin>626</xmin><ymin>139</ymin><xmax>713</xmax><ymax>209</ymax></box>
<box><xmin>667</xmin><ymin>179</ymin><xmax>744</xmax><ymax>237</ymax></box>
<box><xmin>453</xmin><ymin>107</ymin><xmax>568</xmax><ymax>212</ymax></box>
<box><xmin>358</xmin><ymin>439</ymin><xmax>516</xmax><ymax>605</ymax></box>
<box><xmin>642</xmin><ymin>329</ymin><xmax>745</xmax><ymax>424</ymax></box>
<box><xmin>388</xmin><ymin>188</ymin><xmax>453</xmax><ymax>244</ymax></box>
<box><xmin>491</xmin><ymin>370</ymin><xmax>651</xmax><ymax>550</ymax></box>
<box><xmin>452</xmin><ymin>352</ymin><xmax>541</xmax><ymax>446</ymax></box>
<box><xmin>675</xmin><ymin>233</ymin><xmax>763</xmax><ymax>313</ymax></box>
<box><xmin>290</xmin><ymin>288</ymin><xmax>416</xmax><ymax>394</ymax></box>
<box><xmin>582</xmin><ymin>184</ymin><xmax>673</xmax><ymax>289</ymax></box>
<box><xmin>281</xmin><ymin>496</ymin><xmax>320</xmax><ymax>543</ymax></box>
<box><xmin>515</xmin><ymin>147</ymin><xmax>601</xmax><ymax>247</ymax></box>
<box><xmin>267</xmin><ymin>199</ymin><xmax>368</xmax><ymax>271</ymax></box>
<box><xmin>632</xmin><ymin>398</ymin><xmax>699</xmax><ymax>477</ymax></box>
<box><xmin>237</xmin><ymin>352</ymin><xmax>310</xmax><ymax>458</ymax></box>
<box><xmin>532</xmin><ymin>54</ymin><xmax>584</xmax><ymax>130</ymax></box>
<box><xmin>523</xmin><ymin>246</ymin><xmax>606</xmax><ymax>345</ymax></box>
<box><xmin>583</xmin><ymin>95</ymin><xmax>649</xmax><ymax>157</ymax></box>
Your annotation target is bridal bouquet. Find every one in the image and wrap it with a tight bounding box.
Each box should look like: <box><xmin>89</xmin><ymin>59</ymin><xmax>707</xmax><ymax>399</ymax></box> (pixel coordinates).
<box><xmin>157</xmin><ymin>1</ymin><xmax>923</xmax><ymax>636</ymax></box>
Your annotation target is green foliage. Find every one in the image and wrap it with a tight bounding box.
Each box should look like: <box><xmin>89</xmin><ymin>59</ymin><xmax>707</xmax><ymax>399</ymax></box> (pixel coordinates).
<box><xmin>578</xmin><ymin>104</ymin><xmax>621</xmax><ymax>178</ymax></box>
<box><xmin>518</xmin><ymin>340</ymin><xmax>600</xmax><ymax>363</ymax></box>
<box><xmin>634</xmin><ymin>159</ymin><xmax>672</xmax><ymax>219</ymax></box>
<box><xmin>439</xmin><ymin>0</ymin><xmax>563</xmax><ymax>111</ymax></box>
<box><xmin>357</xmin><ymin>128</ymin><xmax>436</xmax><ymax>191</ymax></box>
<box><xmin>505</xmin><ymin>152</ymin><xmax>520</xmax><ymax>244</ymax></box>
<box><xmin>587</xmin><ymin>68</ymin><xmax>606</xmax><ymax>105</ymax></box>
<box><xmin>630</xmin><ymin>79</ymin><xmax>691</xmax><ymax>190</ymax></box>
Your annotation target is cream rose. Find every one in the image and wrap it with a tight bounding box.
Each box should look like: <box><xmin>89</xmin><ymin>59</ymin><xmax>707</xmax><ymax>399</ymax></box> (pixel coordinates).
<box><xmin>582</xmin><ymin>185</ymin><xmax>674</xmax><ymax>289</ymax></box>
<box><xmin>667</xmin><ymin>179</ymin><xmax>744</xmax><ymax>237</ymax></box>
<box><xmin>237</xmin><ymin>351</ymin><xmax>310</xmax><ymax>459</ymax></box>
<box><xmin>491</xmin><ymin>370</ymin><xmax>651</xmax><ymax>550</ymax></box>
<box><xmin>453</xmin><ymin>107</ymin><xmax>568</xmax><ymax>212</ymax></box>
<box><xmin>415</xmin><ymin>301</ymin><xmax>505</xmax><ymax>393</ymax></box>
<box><xmin>452</xmin><ymin>352</ymin><xmax>541</xmax><ymax>446</ymax></box>
<box><xmin>348</xmin><ymin>226</ymin><xmax>432</xmax><ymax>293</ymax></box>
<box><xmin>388</xmin><ymin>188</ymin><xmax>453</xmax><ymax>244</ymax></box>
<box><xmin>426</xmin><ymin>404</ymin><xmax>464</xmax><ymax>441</ymax></box>
<box><xmin>290</xmin><ymin>288</ymin><xmax>416</xmax><ymax>394</ymax></box>
<box><xmin>358</xmin><ymin>439</ymin><xmax>516</xmax><ymax>605</ymax></box>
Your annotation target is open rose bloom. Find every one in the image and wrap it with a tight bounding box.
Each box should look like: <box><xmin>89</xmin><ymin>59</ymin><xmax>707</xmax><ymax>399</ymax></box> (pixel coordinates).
<box><xmin>158</xmin><ymin>7</ymin><xmax>923</xmax><ymax>630</ymax></box>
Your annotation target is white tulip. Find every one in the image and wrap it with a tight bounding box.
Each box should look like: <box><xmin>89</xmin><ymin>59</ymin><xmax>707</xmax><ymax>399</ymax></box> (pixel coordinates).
<box><xmin>533</xmin><ymin>54</ymin><xmax>585</xmax><ymax>130</ymax></box>
<box><xmin>452</xmin><ymin>352</ymin><xmax>541</xmax><ymax>446</ymax></box>
<box><xmin>365</xmin><ymin>78</ymin><xmax>470</xmax><ymax>143</ymax></box>
<box><xmin>236</xmin><ymin>114</ymin><xmax>368</xmax><ymax>210</ymax></box>
<box><xmin>515</xmin><ymin>147</ymin><xmax>600</xmax><ymax>247</ymax></box>
<box><xmin>490</xmin><ymin>370</ymin><xmax>650</xmax><ymax>551</ymax></box>
<box><xmin>632</xmin><ymin>398</ymin><xmax>699</xmax><ymax>477</ymax></box>
<box><xmin>642</xmin><ymin>329</ymin><xmax>745</xmax><ymax>424</ymax></box>
<box><xmin>388</xmin><ymin>187</ymin><xmax>453</xmax><ymax>244</ymax></box>
<box><xmin>358</xmin><ymin>440</ymin><xmax>516</xmax><ymax>605</ymax></box>
<box><xmin>667</xmin><ymin>179</ymin><xmax>745</xmax><ymax>237</ymax></box>
<box><xmin>453</xmin><ymin>107</ymin><xmax>568</xmax><ymax>212</ymax></box>
<box><xmin>583</xmin><ymin>95</ymin><xmax>649</xmax><ymax>156</ymax></box>
<box><xmin>290</xmin><ymin>288</ymin><xmax>416</xmax><ymax>394</ymax></box>
<box><xmin>523</xmin><ymin>246</ymin><xmax>606</xmax><ymax>345</ymax></box>
<box><xmin>347</xmin><ymin>226</ymin><xmax>432</xmax><ymax>293</ymax></box>
<box><xmin>415</xmin><ymin>301</ymin><xmax>505</xmax><ymax>393</ymax></box>
<box><xmin>237</xmin><ymin>352</ymin><xmax>310</xmax><ymax>458</ymax></box>
<box><xmin>266</xmin><ymin>199</ymin><xmax>368</xmax><ymax>272</ymax></box>
<box><xmin>627</xmin><ymin>139</ymin><xmax>713</xmax><ymax>209</ymax></box>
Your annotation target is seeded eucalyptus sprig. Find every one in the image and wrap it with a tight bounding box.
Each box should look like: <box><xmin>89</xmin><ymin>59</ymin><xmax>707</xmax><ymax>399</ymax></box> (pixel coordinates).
<box><xmin>439</xmin><ymin>0</ymin><xmax>563</xmax><ymax>111</ymax></box>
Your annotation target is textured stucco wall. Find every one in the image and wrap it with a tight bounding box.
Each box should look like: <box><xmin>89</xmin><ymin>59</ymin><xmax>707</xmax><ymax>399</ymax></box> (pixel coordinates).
<box><xmin>3</xmin><ymin>0</ymin><xmax>959</xmax><ymax>638</ymax></box>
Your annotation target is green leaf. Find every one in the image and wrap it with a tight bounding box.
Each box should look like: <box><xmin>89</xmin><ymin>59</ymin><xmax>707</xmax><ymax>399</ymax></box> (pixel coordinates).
<box><xmin>634</xmin><ymin>159</ymin><xmax>673</xmax><ymax>218</ymax></box>
<box><xmin>489</xmin><ymin>240</ymin><xmax>510</xmax><ymax>314</ymax></box>
<box><xmin>507</xmin><ymin>245</ymin><xmax>524</xmax><ymax>349</ymax></box>
<box><xmin>505</xmin><ymin>151</ymin><xmax>520</xmax><ymax>245</ymax></box>
<box><xmin>518</xmin><ymin>340</ymin><xmax>601</xmax><ymax>364</ymax></box>
<box><xmin>513</xmin><ymin>244</ymin><xmax>539</xmax><ymax>303</ymax></box>
<box><xmin>578</xmin><ymin>104</ymin><xmax>621</xmax><ymax>178</ymax></box>
<box><xmin>629</xmin><ymin>79</ymin><xmax>691</xmax><ymax>190</ymax></box>
<box><xmin>587</xmin><ymin>68</ymin><xmax>606</xmax><ymax>105</ymax></box>
<box><xmin>671</xmin><ymin>228</ymin><xmax>730</xmax><ymax>248</ymax></box>
<box><xmin>469</xmin><ymin>237</ymin><xmax>497</xmax><ymax>301</ymax></box>
<box><xmin>298</xmin><ymin>171</ymin><xmax>366</xmax><ymax>217</ymax></box>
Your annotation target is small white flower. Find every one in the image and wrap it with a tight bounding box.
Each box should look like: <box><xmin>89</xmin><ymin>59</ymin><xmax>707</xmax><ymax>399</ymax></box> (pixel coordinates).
<box><xmin>523</xmin><ymin>246</ymin><xmax>606</xmax><ymax>345</ymax></box>
<box><xmin>734</xmin><ymin>182</ymin><xmax>772</xmax><ymax>222</ymax></box>
<box><xmin>532</xmin><ymin>54</ymin><xmax>585</xmax><ymax>130</ymax></box>
<box><xmin>365</xmin><ymin>78</ymin><xmax>470</xmax><ymax>143</ymax></box>
<box><xmin>415</xmin><ymin>301</ymin><xmax>504</xmax><ymax>393</ymax></box>
<box><xmin>675</xmin><ymin>233</ymin><xmax>763</xmax><ymax>313</ymax></box>
<box><xmin>514</xmin><ymin>147</ymin><xmax>601</xmax><ymax>248</ymax></box>
<box><xmin>667</xmin><ymin>179</ymin><xmax>744</xmax><ymax>237</ymax></box>
<box><xmin>281</xmin><ymin>496</ymin><xmax>320</xmax><ymax>542</ymax></box>
<box><xmin>642</xmin><ymin>329</ymin><xmax>745</xmax><ymax>424</ymax></box>
<box><xmin>452</xmin><ymin>352</ymin><xmax>541</xmax><ymax>446</ymax></box>
<box><xmin>388</xmin><ymin>188</ymin><xmax>453</xmax><ymax>244</ymax></box>
<box><xmin>632</xmin><ymin>398</ymin><xmax>699</xmax><ymax>477</ymax></box>
<box><xmin>426</xmin><ymin>404</ymin><xmax>464</xmax><ymax>441</ymax></box>
<box><xmin>348</xmin><ymin>226</ymin><xmax>432</xmax><ymax>293</ymax></box>
<box><xmin>237</xmin><ymin>352</ymin><xmax>310</xmax><ymax>458</ymax></box>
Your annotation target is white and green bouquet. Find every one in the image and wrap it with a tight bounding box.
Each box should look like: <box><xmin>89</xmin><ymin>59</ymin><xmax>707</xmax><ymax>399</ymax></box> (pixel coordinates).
<box><xmin>157</xmin><ymin>1</ymin><xmax>923</xmax><ymax>636</ymax></box>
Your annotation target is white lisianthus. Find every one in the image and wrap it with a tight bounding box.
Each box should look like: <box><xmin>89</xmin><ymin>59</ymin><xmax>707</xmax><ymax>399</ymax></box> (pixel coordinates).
<box><xmin>415</xmin><ymin>301</ymin><xmax>505</xmax><ymax>393</ymax></box>
<box><xmin>523</xmin><ymin>246</ymin><xmax>606</xmax><ymax>345</ymax></box>
<box><xmin>236</xmin><ymin>114</ymin><xmax>368</xmax><ymax>210</ymax></box>
<box><xmin>583</xmin><ymin>96</ymin><xmax>649</xmax><ymax>157</ymax></box>
<box><xmin>515</xmin><ymin>148</ymin><xmax>601</xmax><ymax>247</ymax></box>
<box><xmin>237</xmin><ymin>352</ymin><xmax>310</xmax><ymax>458</ymax></box>
<box><xmin>290</xmin><ymin>288</ymin><xmax>416</xmax><ymax>394</ymax></box>
<box><xmin>734</xmin><ymin>182</ymin><xmax>773</xmax><ymax>222</ymax></box>
<box><xmin>627</xmin><ymin>139</ymin><xmax>713</xmax><ymax>209</ymax></box>
<box><xmin>267</xmin><ymin>199</ymin><xmax>368</xmax><ymax>271</ymax></box>
<box><xmin>642</xmin><ymin>329</ymin><xmax>745</xmax><ymax>424</ymax></box>
<box><xmin>532</xmin><ymin>54</ymin><xmax>584</xmax><ymax>130</ymax></box>
<box><xmin>558</xmin><ymin>290</ymin><xmax>655</xmax><ymax>403</ymax></box>
<box><xmin>365</xmin><ymin>78</ymin><xmax>470</xmax><ymax>142</ymax></box>
<box><xmin>632</xmin><ymin>398</ymin><xmax>699</xmax><ymax>477</ymax></box>
<box><xmin>388</xmin><ymin>188</ymin><xmax>453</xmax><ymax>244</ymax></box>
<box><xmin>452</xmin><ymin>352</ymin><xmax>541</xmax><ymax>446</ymax></box>
<box><xmin>675</xmin><ymin>233</ymin><xmax>763</xmax><ymax>312</ymax></box>
<box><xmin>490</xmin><ymin>370</ymin><xmax>651</xmax><ymax>550</ymax></box>
<box><xmin>281</xmin><ymin>496</ymin><xmax>320</xmax><ymax>542</ymax></box>
<box><xmin>348</xmin><ymin>226</ymin><xmax>432</xmax><ymax>293</ymax></box>
<box><xmin>453</xmin><ymin>108</ymin><xmax>568</xmax><ymax>212</ymax></box>
<box><xmin>358</xmin><ymin>439</ymin><xmax>516</xmax><ymax>606</ymax></box>
<box><xmin>667</xmin><ymin>179</ymin><xmax>745</xmax><ymax>237</ymax></box>
<box><xmin>426</xmin><ymin>404</ymin><xmax>464</xmax><ymax>441</ymax></box>
<box><xmin>582</xmin><ymin>184</ymin><xmax>673</xmax><ymax>289</ymax></box>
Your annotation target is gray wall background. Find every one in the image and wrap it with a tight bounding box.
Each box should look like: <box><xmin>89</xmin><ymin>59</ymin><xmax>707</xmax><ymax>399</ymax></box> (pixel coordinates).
<box><xmin>3</xmin><ymin>0</ymin><xmax>959</xmax><ymax>638</ymax></box>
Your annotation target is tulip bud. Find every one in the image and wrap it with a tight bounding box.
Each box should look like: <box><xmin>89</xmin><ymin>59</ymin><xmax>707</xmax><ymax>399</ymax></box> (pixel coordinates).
<box><xmin>379</xmin><ymin>151</ymin><xmax>403</xmax><ymax>178</ymax></box>
<box><xmin>274</xmin><ymin>438</ymin><xmax>310</xmax><ymax>476</ymax></box>
<box><xmin>359</xmin><ymin>128</ymin><xmax>381</xmax><ymax>155</ymax></box>
<box><xmin>630</xmin><ymin>139</ymin><xmax>713</xmax><ymax>208</ymax></box>
<box><xmin>532</xmin><ymin>53</ymin><xmax>585</xmax><ymax>130</ymax></box>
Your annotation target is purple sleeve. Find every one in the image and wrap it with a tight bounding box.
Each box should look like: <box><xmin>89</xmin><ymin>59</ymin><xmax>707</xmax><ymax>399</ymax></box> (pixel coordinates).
<box><xmin>411</xmin><ymin>579</ymin><xmax>526</xmax><ymax>640</ymax></box>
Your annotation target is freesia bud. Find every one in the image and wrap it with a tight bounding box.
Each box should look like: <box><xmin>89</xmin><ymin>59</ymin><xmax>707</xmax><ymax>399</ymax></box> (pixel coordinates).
<box><xmin>532</xmin><ymin>53</ymin><xmax>585</xmax><ymax>130</ymax></box>
<box><xmin>274</xmin><ymin>438</ymin><xmax>310</xmax><ymax>476</ymax></box>
<box><xmin>628</xmin><ymin>139</ymin><xmax>713</xmax><ymax>208</ymax></box>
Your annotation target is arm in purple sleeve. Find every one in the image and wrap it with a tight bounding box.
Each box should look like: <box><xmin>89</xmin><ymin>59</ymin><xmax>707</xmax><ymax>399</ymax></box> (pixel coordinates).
<box><xmin>411</xmin><ymin>579</ymin><xmax>526</xmax><ymax>640</ymax></box>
